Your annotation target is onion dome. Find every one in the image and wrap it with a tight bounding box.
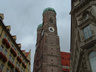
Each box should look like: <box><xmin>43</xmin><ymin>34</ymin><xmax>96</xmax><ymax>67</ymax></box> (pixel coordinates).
<box><xmin>43</xmin><ymin>7</ymin><xmax>56</xmax><ymax>14</ymax></box>
<box><xmin>37</xmin><ymin>24</ymin><xmax>43</xmax><ymax>30</ymax></box>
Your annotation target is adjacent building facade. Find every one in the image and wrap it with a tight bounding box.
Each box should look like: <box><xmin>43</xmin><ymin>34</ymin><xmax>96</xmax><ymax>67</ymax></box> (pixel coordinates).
<box><xmin>70</xmin><ymin>0</ymin><xmax>96</xmax><ymax>72</ymax></box>
<box><xmin>33</xmin><ymin>7</ymin><xmax>62</xmax><ymax>72</ymax></box>
<box><xmin>0</xmin><ymin>14</ymin><xmax>31</xmax><ymax>72</ymax></box>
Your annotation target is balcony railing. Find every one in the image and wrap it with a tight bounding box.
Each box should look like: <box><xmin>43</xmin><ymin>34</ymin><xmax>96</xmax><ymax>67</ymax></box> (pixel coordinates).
<box><xmin>10</xmin><ymin>48</ymin><xmax>17</xmax><ymax>57</ymax></box>
<box><xmin>8</xmin><ymin>60</ymin><xmax>15</xmax><ymax>69</ymax></box>
<box><xmin>2</xmin><ymin>38</ymin><xmax>10</xmax><ymax>48</ymax></box>
<box><xmin>0</xmin><ymin>52</ymin><xmax>3</xmax><ymax>59</ymax></box>
<box><xmin>15</xmin><ymin>67</ymin><xmax>20</xmax><ymax>72</ymax></box>
<box><xmin>22</xmin><ymin>62</ymin><xmax>26</xmax><ymax>68</ymax></box>
<box><xmin>17</xmin><ymin>56</ymin><xmax>22</xmax><ymax>63</ymax></box>
<box><xmin>0</xmin><ymin>52</ymin><xmax>7</xmax><ymax>62</ymax></box>
<box><xmin>2</xmin><ymin>54</ymin><xmax>7</xmax><ymax>63</ymax></box>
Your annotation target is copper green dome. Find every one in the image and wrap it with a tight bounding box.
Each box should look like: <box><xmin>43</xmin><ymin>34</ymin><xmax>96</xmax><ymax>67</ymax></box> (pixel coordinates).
<box><xmin>43</xmin><ymin>7</ymin><xmax>56</xmax><ymax>14</ymax></box>
<box><xmin>37</xmin><ymin>24</ymin><xmax>43</xmax><ymax>30</ymax></box>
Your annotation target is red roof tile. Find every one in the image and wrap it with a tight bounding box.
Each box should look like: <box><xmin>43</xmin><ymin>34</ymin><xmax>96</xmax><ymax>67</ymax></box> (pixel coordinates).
<box><xmin>62</xmin><ymin>68</ymin><xmax>69</xmax><ymax>71</ymax></box>
<box><xmin>60</xmin><ymin>52</ymin><xmax>70</xmax><ymax>66</ymax></box>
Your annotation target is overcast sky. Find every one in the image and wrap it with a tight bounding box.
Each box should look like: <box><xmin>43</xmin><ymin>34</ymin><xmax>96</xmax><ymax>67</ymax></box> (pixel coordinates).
<box><xmin>0</xmin><ymin>0</ymin><xmax>71</xmax><ymax>71</ymax></box>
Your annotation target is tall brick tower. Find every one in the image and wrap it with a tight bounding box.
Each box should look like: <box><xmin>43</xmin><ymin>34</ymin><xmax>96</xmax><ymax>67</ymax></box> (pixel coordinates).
<box><xmin>33</xmin><ymin>7</ymin><xmax>62</xmax><ymax>72</ymax></box>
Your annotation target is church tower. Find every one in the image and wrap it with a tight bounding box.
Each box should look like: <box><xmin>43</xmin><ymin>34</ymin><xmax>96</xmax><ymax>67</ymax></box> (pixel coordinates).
<box><xmin>33</xmin><ymin>7</ymin><xmax>62</xmax><ymax>72</ymax></box>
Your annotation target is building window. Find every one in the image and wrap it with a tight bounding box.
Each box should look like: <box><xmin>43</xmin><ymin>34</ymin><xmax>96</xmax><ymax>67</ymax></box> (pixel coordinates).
<box><xmin>18</xmin><ymin>52</ymin><xmax>19</xmax><ymax>56</ymax></box>
<box><xmin>9</xmin><ymin>55</ymin><xmax>12</xmax><ymax>61</ymax></box>
<box><xmin>89</xmin><ymin>51</ymin><xmax>96</xmax><ymax>72</ymax></box>
<box><xmin>20</xmin><ymin>55</ymin><xmax>21</xmax><ymax>58</ymax></box>
<box><xmin>51</xmin><ymin>69</ymin><xmax>53</xmax><ymax>72</ymax></box>
<box><xmin>4</xmin><ymin>34</ymin><xmax>7</xmax><ymax>38</ymax></box>
<box><xmin>12</xmin><ymin>57</ymin><xmax>14</xmax><ymax>64</ymax></box>
<box><xmin>0</xmin><ymin>45</ymin><xmax>4</xmax><ymax>52</ymax></box>
<box><xmin>16</xmin><ymin>62</ymin><xmax>18</xmax><ymax>67</ymax></box>
<box><xmin>6</xmin><ymin>68</ymin><xmax>9</xmax><ymax>72</ymax></box>
<box><xmin>0</xmin><ymin>16</ymin><xmax>2</xmax><ymax>20</ymax></box>
<box><xmin>0</xmin><ymin>64</ymin><xmax>4</xmax><ymax>71</ymax></box>
<box><xmin>3</xmin><ymin>34</ymin><xmax>10</xmax><ymax>43</ymax></box>
<box><xmin>14</xmin><ymin>47</ymin><xmax>16</xmax><ymax>51</ymax></box>
<box><xmin>82</xmin><ymin>11</ymin><xmax>92</xmax><ymax>17</ymax></box>
<box><xmin>18</xmin><ymin>64</ymin><xmax>20</xmax><ymax>70</ymax></box>
<box><xmin>12</xmin><ymin>45</ymin><xmax>14</xmax><ymax>47</ymax></box>
<box><xmin>83</xmin><ymin>25</ymin><xmax>92</xmax><ymax>39</ymax></box>
<box><xmin>4</xmin><ymin>49</ymin><xmax>7</xmax><ymax>56</ymax></box>
<box><xmin>7</xmin><ymin>38</ymin><xmax>10</xmax><ymax>43</ymax></box>
<box><xmin>21</xmin><ymin>68</ymin><xmax>23</xmax><ymax>72</ymax></box>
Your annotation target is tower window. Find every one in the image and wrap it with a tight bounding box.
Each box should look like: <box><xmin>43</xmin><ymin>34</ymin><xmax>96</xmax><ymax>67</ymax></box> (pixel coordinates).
<box><xmin>51</xmin><ymin>53</ymin><xmax>53</xmax><ymax>54</ymax></box>
<box><xmin>51</xmin><ymin>59</ymin><xmax>53</xmax><ymax>61</ymax></box>
<box><xmin>51</xmin><ymin>69</ymin><xmax>53</xmax><ymax>71</ymax></box>
<box><xmin>50</xmin><ymin>17</ymin><xmax>53</xmax><ymax>23</ymax></box>
<box><xmin>83</xmin><ymin>25</ymin><xmax>92</xmax><ymax>39</ymax></box>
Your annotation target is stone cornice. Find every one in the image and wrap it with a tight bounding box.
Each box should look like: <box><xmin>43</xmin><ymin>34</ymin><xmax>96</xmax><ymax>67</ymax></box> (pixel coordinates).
<box><xmin>70</xmin><ymin>0</ymin><xmax>91</xmax><ymax>14</ymax></box>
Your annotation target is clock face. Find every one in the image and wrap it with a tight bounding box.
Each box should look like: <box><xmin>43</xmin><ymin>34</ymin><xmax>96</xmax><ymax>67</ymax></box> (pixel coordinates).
<box><xmin>49</xmin><ymin>27</ymin><xmax>55</xmax><ymax>32</ymax></box>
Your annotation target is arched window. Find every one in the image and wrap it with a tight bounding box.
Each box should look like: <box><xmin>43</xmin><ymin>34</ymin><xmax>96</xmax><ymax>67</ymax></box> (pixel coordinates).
<box><xmin>89</xmin><ymin>51</ymin><xmax>96</xmax><ymax>72</ymax></box>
